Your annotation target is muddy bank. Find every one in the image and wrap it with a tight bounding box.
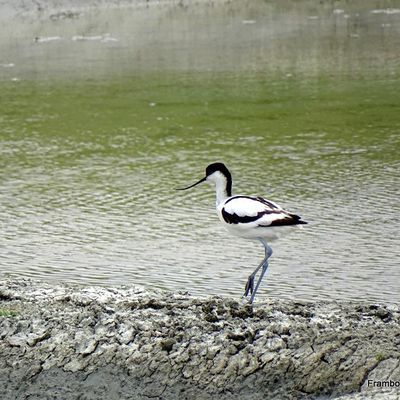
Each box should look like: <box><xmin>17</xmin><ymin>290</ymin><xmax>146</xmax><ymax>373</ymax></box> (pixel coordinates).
<box><xmin>0</xmin><ymin>279</ymin><xmax>399</xmax><ymax>399</ymax></box>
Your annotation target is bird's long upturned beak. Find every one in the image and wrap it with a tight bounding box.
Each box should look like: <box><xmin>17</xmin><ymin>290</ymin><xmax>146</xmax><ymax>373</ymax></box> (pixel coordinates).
<box><xmin>176</xmin><ymin>176</ymin><xmax>207</xmax><ymax>190</ymax></box>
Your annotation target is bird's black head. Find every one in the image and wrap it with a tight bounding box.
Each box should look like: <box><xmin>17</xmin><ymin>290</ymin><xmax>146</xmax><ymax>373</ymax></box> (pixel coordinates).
<box><xmin>176</xmin><ymin>162</ymin><xmax>232</xmax><ymax>196</ymax></box>
<box><xmin>204</xmin><ymin>162</ymin><xmax>232</xmax><ymax>196</ymax></box>
<box><xmin>205</xmin><ymin>162</ymin><xmax>231</xmax><ymax>179</ymax></box>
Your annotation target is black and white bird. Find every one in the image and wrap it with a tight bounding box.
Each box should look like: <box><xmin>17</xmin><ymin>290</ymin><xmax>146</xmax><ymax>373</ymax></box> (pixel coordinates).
<box><xmin>177</xmin><ymin>162</ymin><xmax>307</xmax><ymax>304</ymax></box>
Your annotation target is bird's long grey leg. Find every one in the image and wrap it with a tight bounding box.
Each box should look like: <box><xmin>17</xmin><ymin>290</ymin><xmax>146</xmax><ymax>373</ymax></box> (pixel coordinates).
<box><xmin>243</xmin><ymin>258</ymin><xmax>265</xmax><ymax>298</ymax></box>
<box><xmin>245</xmin><ymin>240</ymin><xmax>273</xmax><ymax>303</ymax></box>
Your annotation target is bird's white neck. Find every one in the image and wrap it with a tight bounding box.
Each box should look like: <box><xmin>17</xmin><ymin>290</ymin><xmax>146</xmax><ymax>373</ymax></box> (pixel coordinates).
<box><xmin>208</xmin><ymin>171</ymin><xmax>232</xmax><ymax>207</ymax></box>
<box><xmin>215</xmin><ymin>182</ymin><xmax>229</xmax><ymax>206</ymax></box>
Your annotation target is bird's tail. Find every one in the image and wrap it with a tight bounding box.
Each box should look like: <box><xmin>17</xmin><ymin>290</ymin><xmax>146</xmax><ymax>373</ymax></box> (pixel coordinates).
<box><xmin>290</xmin><ymin>213</ymin><xmax>308</xmax><ymax>225</ymax></box>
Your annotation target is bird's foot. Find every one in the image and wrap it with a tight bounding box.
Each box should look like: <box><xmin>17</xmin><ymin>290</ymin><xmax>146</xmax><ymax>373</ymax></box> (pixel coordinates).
<box><xmin>243</xmin><ymin>275</ymin><xmax>255</xmax><ymax>298</ymax></box>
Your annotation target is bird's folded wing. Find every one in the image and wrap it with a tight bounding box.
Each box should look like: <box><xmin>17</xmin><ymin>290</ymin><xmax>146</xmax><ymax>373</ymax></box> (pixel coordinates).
<box><xmin>222</xmin><ymin>196</ymin><xmax>303</xmax><ymax>226</ymax></box>
<box><xmin>223</xmin><ymin>196</ymin><xmax>281</xmax><ymax>216</ymax></box>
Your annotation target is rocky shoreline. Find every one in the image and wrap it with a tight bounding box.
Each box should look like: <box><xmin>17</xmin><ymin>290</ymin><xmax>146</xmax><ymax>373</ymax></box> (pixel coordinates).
<box><xmin>0</xmin><ymin>279</ymin><xmax>399</xmax><ymax>399</ymax></box>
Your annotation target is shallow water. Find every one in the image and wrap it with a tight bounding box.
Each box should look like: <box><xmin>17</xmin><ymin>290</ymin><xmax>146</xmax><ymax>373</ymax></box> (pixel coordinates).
<box><xmin>1</xmin><ymin>0</ymin><xmax>399</xmax><ymax>303</ymax></box>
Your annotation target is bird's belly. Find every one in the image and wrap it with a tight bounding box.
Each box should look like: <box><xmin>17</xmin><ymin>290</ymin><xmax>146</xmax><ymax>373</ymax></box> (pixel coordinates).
<box><xmin>221</xmin><ymin>220</ymin><xmax>302</xmax><ymax>241</ymax></box>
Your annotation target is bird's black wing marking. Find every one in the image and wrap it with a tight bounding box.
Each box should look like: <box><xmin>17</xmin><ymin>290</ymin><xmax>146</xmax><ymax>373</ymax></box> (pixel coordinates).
<box><xmin>255</xmin><ymin>196</ymin><xmax>280</xmax><ymax>210</ymax></box>
<box><xmin>258</xmin><ymin>213</ymin><xmax>308</xmax><ymax>227</ymax></box>
<box><xmin>222</xmin><ymin>208</ymin><xmax>283</xmax><ymax>225</ymax></box>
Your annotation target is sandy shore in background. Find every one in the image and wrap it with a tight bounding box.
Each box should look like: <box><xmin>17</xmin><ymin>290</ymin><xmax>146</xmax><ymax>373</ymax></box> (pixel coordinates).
<box><xmin>0</xmin><ymin>0</ymin><xmax>228</xmax><ymax>19</ymax></box>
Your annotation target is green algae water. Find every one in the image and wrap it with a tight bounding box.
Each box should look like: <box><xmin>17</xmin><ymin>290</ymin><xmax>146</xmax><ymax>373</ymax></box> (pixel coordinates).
<box><xmin>1</xmin><ymin>0</ymin><xmax>399</xmax><ymax>302</ymax></box>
